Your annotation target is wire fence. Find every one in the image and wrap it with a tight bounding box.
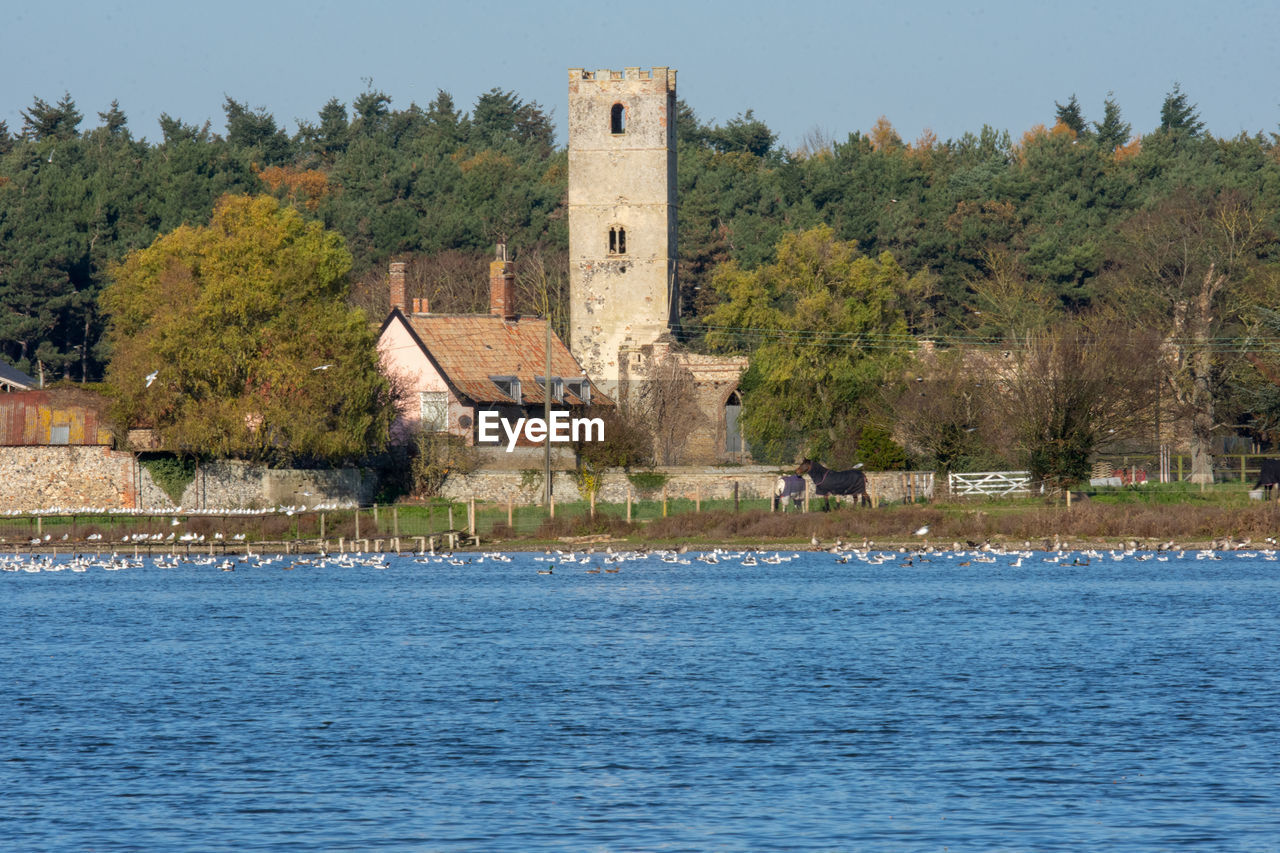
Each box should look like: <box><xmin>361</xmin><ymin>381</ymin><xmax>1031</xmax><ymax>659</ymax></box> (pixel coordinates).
<box><xmin>1093</xmin><ymin>454</ymin><xmax>1280</xmax><ymax>485</ymax></box>
<box><xmin>0</xmin><ymin>496</ymin><xmax>790</xmax><ymax>553</ymax></box>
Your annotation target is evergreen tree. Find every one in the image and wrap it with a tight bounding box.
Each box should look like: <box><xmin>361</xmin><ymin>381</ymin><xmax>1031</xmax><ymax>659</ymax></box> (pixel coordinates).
<box><xmin>1159</xmin><ymin>83</ymin><xmax>1205</xmax><ymax>136</ymax></box>
<box><xmin>21</xmin><ymin>93</ymin><xmax>83</xmax><ymax>141</ymax></box>
<box><xmin>222</xmin><ymin>97</ymin><xmax>292</xmax><ymax>164</ymax></box>
<box><xmin>1054</xmin><ymin>94</ymin><xmax>1087</xmax><ymax>136</ymax></box>
<box><xmin>706</xmin><ymin>110</ymin><xmax>777</xmax><ymax>158</ymax></box>
<box><xmin>1093</xmin><ymin>94</ymin><xmax>1131</xmax><ymax>151</ymax></box>
<box><xmin>97</xmin><ymin>100</ymin><xmax>129</xmax><ymax>136</ymax></box>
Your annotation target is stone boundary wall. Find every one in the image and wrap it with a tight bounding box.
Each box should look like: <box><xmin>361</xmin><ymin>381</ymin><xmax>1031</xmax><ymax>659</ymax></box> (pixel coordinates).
<box><xmin>440</xmin><ymin>466</ymin><xmax>935</xmax><ymax>505</ymax></box>
<box><xmin>0</xmin><ymin>446</ymin><xmax>138</xmax><ymax>510</ymax></box>
<box><xmin>145</xmin><ymin>460</ymin><xmax>376</xmax><ymax>510</ymax></box>
<box><xmin>0</xmin><ymin>448</ymin><xmax>374</xmax><ymax>511</ymax></box>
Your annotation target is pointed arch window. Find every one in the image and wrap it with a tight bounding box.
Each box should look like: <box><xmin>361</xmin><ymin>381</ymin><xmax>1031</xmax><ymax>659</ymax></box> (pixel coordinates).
<box><xmin>610</xmin><ymin>103</ymin><xmax>626</xmax><ymax>134</ymax></box>
<box><xmin>608</xmin><ymin>226</ymin><xmax>626</xmax><ymax>255</ymax></box>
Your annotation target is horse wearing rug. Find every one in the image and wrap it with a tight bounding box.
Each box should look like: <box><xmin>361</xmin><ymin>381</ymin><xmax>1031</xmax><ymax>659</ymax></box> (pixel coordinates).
<box><xmin>796</xmin><ymin>459</ymin><xmax>871</xmax><ymax>510</ymax></box>
<box><xmin>774</xmin><ymin>474</ymin><xmax>807</xmax><ymax>511</ymax></box>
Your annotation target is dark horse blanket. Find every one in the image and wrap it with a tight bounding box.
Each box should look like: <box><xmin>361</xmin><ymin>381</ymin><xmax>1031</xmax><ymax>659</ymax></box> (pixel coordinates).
<box><xmin>1256</xmin><ymin>459</ymin><xmax>1280</xmax><ymax>496</ymax></box>
<box><xmin>797</xmin><ymin>459</ymin><xmax>870</xmax><ymax>508</ymax></box>
<box><xmin>774</xmin><ymin>474</ymin><xmax>806</xmax><ymax>509</ymax></box>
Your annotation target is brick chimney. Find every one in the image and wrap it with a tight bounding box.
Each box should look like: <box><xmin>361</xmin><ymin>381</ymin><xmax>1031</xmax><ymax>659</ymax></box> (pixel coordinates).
<box><xmin>489</xmin><ymin>243</ymin><xmax>516</xmax><ymax>320</ymax></box>
<box><xmin>389</xmin><ymin>261</ymin><xmax>407</xmax><ymax>314</ymax></box>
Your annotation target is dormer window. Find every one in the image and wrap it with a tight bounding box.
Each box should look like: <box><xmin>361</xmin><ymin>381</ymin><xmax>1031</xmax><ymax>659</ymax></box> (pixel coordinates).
<box><xmin>608</xmin><ymin>226</ymin><xmax>626</xmax><ymax>255</ymax></box>
<box><xmin>490</xmin><ymin>375</ymin><xmax>521</xmax><ymax>403</ymax></box>
<box><xmin>610</xmin><ymin>103</ymin><xmax>626</xmax><ymax>134</ymax></box>
<box><xmin>536</xmin><ymin>376</ymin><xmax>564</xmax><ymax>403</ymax></box>
<box><xmin>565</xmin><ymin>378</ymin><xmax>590</xmax><ymax>405</ymax></box>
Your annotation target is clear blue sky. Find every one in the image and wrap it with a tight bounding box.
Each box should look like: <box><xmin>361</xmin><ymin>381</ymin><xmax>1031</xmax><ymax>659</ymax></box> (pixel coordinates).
<box><xmin>6</xmin><ymin>0</ymin><xmax>1278</xmax><ymax>149</ymax></box>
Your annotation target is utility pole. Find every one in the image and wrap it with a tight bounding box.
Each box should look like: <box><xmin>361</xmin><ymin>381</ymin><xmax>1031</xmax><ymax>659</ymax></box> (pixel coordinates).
<box><xmin>544</xmin><ymin>278</ymin><xmax>554</xmax><ymax>507</ymax></box>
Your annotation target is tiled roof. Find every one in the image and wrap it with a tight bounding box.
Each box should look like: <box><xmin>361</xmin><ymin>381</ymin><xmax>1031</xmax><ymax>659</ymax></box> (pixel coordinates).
<box><xmin>400</xmin><ymin>313</ymin><xmax>604</xmax><ymax>405</ymax></box>
<box><xmin>0</xmin><ymin>359</ymin><xmax>36</xmax><ymax>390</ymax></box>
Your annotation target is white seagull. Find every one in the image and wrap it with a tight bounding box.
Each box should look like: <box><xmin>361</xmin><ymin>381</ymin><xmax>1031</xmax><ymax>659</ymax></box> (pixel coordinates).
<box><xmin>914</xmin><ymin>525</ymin><xmax>930</xmax><ymax>537</ymax></box>
<box><xmin>312</xmin><ymin>364</ymin><xmax>333</xmax><ymax>371</ymax></box>
<box><xmin>145</xmin><ymin>370</ymin><xmax>159</xmax><ymax>387</ymax></box>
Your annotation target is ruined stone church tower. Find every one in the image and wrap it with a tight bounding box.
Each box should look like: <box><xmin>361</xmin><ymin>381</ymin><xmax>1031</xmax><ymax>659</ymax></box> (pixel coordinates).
<box><xmin>567</xmin><ymin>67</ymin><xmax>679</xmax><ymax>385</ymax></box>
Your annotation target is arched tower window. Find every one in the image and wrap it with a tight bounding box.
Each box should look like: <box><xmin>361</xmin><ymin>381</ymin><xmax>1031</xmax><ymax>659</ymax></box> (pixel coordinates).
<box><xmin>609</xmin><ymin>226</ymin><xmax>627</xmax><ymax>255</ymax></box>
<box><xmin>610</xmin><ymin>103</ymin><xmax>626</xmax><ymax>134</ymax></box>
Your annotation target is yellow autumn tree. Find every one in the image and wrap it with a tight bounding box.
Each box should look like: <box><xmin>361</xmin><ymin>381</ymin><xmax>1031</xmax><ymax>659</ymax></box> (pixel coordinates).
<box><xmin>102</xmin><ymin>194</ymin><xmax>396</xmax><ymax>465</ymax></box>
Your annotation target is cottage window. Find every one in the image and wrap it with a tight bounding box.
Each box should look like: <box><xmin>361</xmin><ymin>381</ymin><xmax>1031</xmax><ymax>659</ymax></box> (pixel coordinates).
<box><xmin>50</xmin><ymin>425</ymin><xmax>70</xmax><ymax>445</ymax></box>
<box><xmin>610</xmin><ymin>103</ymin><xmax>626</xmax><ymax>134</ymax></box>
<box><xmin>419</xmin><ymin>391</ymin><xmax>448</xmax><ymax>432</ymax></box>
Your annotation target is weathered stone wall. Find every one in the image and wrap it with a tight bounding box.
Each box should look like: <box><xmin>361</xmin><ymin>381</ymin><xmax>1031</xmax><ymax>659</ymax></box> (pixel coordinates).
<box><xmin>143</xmin><ymin>460</ymin><xmax>376</xmax><ymax>510</ymax></box>
<box><xmin>568</xmin><ymin>67</ymin><xmax>677</xmax><ymax>384</ymax></box>
<box><xmin>440</xmin><ymin>466</ymin><xmax>936</xmax><ymax>505</ymax></box>
<box><xmin>0</xmin><ymin>446</ymin><xmax>137</xmax><ymax>510</ymax></box>
<box><xmin>0</xmin><ymin>448</ymin><xmax>373</xmax><ymax>511</ymax></box>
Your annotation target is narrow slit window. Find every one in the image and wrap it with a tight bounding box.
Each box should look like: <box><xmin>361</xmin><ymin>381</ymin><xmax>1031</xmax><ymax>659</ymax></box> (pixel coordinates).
<box><xmin>608</xmin><ymin>226</ymin><xmax>626</xmax><ymax>255</ymax></box>
<box><xmin>610</xmin><ymin>103</ymin><xmax>625</xmax><ymax>134</ymax></box>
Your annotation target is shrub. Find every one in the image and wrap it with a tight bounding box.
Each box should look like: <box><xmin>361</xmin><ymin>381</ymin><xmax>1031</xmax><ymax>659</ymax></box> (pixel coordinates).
<box><xmin>627</xmin><ymin>470</ymin><xmax>669</xmax><ymax>492</ymax></box>
<box><xmin>140</xmin><ymin>455</ymin><xmax>197</xmax><ymax>504</ymax></box>
<box><xmin>410</xmin><ymin>430</ymin><xmax>477</xmax><ymax>497</ymax></box>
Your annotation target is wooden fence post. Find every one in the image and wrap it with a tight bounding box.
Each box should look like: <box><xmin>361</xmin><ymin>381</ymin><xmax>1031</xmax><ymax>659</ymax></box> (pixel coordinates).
<box><xmin>590</xmin><ymin>489</ymin><xmax>596</xmax><ymax>518</ymax></box>
<box><xmin>696</xmin><ymin>485</ymin><xmax>701</xmax><ymax>513</ymax></box>
<box><xmin>626</xmin><ymin>488</ymin><xmax>632</xmax><ymax>522</ymax></box>
<box><xmin>468</xmin><ymin>497</ymin><xmax>476</xmax><ymax>536</ymax></box>
<box><xmin>393</xmin><ymin>506</ymin><xmax>399</xmax><ymax>538</ymax></box>
<box><xmin>355</xmin><ymin>508</ymin><xmax>360</xmax><ymax>541</ymax></box>
<box><xmin>662</xmin><ymin>484</ymin><xmax>668</xmax><ymax>518</ymax></box>
<box><xmin>508</xmin><ymin>499</ymin><xmax>514</xmax><ymax>528</ymax></box>
<box><xmin>733</xmin><ymin>481</ymin><xmax>739</xmax><ymax>512</ymax></box>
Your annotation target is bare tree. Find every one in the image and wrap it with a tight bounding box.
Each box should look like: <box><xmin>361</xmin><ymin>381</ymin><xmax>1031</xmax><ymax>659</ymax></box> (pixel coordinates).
<box><xmin>635</xmin><ymin>354</ymin><xmax>705</xmax><ymax>465</ymax></box>
<box><xmin>1106</xmin><ymin>189</ymin><xmax>1269</xmax><ymax>484</ymax></box>
<box><xmin>1000</xmin><ymin>317</ymin><xmax>1161</xmax><ymax>491</ymax></box>
<box><xmin>889</xmin><ymin>346</ymin><xmax>1011</xmax><ymax>475</ymax></box>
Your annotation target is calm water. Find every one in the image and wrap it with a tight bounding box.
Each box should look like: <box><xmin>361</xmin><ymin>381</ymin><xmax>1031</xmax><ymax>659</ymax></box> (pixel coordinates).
<box><xmin>3</xmin><ymin>548</ymin><xmax>1280</xmax><ymax>851</ymax></box>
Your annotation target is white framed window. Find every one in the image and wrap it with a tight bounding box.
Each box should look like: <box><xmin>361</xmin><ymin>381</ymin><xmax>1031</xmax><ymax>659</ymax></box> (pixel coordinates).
<box><xmin>419</xmin><ymin>391</ymin><xmax>448</xmax><ymax>432</ymax></box>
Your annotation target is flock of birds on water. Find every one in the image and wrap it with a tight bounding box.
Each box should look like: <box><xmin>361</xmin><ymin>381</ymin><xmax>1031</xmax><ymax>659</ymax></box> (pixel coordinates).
<box><xmin>4</xmin><ymin>536</ymin><xmax>1280</xmax><ymax>575</ymax></box>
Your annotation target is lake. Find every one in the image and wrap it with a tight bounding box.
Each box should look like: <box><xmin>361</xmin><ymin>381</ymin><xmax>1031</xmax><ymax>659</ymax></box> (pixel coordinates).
<box><xmin>3</xmin><ymin>547</ymin><xmax>1279</xmax><ymax>851</ymax></box>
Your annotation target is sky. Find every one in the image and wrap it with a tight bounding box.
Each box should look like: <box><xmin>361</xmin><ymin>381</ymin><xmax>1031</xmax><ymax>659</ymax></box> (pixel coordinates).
<box><xmin>5</xmin><ymin>0</ymin><xmax>1279</xmax><ymax>150</ymax></box>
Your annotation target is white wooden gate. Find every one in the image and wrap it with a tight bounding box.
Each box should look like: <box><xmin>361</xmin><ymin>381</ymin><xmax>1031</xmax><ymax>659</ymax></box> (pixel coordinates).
<box><xmin>948</xmin><ymin>471</ymin><xmax>1034</xmax><ymax>497</ymax></box>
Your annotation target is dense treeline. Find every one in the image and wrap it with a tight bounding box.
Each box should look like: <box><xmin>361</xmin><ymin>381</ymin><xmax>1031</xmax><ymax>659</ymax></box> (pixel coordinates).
<box><xmin>4</xmin><ymin>84</ymin><xmax>1280</xmax><ymax>473</ymax></box>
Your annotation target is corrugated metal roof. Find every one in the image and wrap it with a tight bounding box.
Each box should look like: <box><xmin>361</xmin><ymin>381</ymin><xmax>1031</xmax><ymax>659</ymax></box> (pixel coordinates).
<box><xmin>402</xmin><ymin>314</ymin><xmax>605</xmax><ymax>405</ymax></box>
<box><xmin>0</xmin><ymin>390</ymin><xmax>114</xmax><ymax>446</ymax></box>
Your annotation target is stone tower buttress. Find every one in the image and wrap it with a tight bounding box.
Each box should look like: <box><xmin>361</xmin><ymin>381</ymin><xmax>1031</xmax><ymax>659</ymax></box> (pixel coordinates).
<box><xmin>567</xmin><ymin>67</ymin><xmax>678</xmax><ymax>385</ymax></box>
